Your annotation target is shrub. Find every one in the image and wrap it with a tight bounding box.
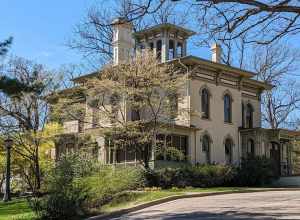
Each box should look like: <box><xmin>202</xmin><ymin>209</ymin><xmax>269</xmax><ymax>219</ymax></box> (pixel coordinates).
<box><xmin>29</xmin><ymin>153</ymin><xmax>91</xmax><ymax>219</ymax></box>
<box><xmin>84</xmin><ymin>166</ymin><xmax>145</xmax><ymax>208</ymax></box>
<box><xmin>155</xmin><ymin>147</ymin><xmax>185</xmax><ymax>162</ymax></box>
<box><xmin>146</xmin><ymin>164</ymin><xmax>235</xmax><ymax>189</ymax></box>
<box><xmin>233</xmin><ymin>155</ymin><xmax>279</xmax><ymax>186</ymax></box>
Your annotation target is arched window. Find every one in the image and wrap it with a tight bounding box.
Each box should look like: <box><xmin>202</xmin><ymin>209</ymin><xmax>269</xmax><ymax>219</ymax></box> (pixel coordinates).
<box><xmin>224</xmin><ymin>94</ymin><xmax>232</xmax><ymax>123</ymax></box>
<box><xmin>202</xmin><ymin>135</ymin><xmax>211</xmax><ymax>164</ymax></box>
<box><xmin>201</xmin><ymin>88</ymin><xmax>210</xmax><ymax>119</ymax></box>
<box><xmin>247</xmin><ymin>139</ymin><xmax>255</xmax><ymax>157</ymax></box>
<box><xmin>225</xmin><ymin>138</ymin><xmax>233</xmax><ymax>164</ymax></box>
<box><xmin>168</xmin><ymin>40</ymin><xmax>175</xmax><ymax>60</ymax></box>
<box><xmin>246</xmin><ymin>103</ymin><xmax>254</xmax><ymax>128</ymax></box>
<box><xmin>177</xmin><ymin>42</ymin><xmax>183</xmax><ymax>57</ymax></box>
<box><xmin>156</xmin><ymin>40</ymin><xmax>162</xmax><ymax>61</ymax></box>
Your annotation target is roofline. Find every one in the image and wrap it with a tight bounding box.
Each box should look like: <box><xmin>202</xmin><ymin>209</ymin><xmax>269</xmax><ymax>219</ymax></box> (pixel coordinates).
<box><xmin>134</xmin><ymin>23</ymin><xmax>196</xmax><ymax>38</ymax></box>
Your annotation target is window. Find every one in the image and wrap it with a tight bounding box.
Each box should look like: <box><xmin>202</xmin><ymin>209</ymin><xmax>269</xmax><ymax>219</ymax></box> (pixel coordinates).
<box><xmin>156</xmin><ymin>40</ymin><xmax>162</xmax><ymax>61</ymax></box>
<box><xmin>92</xmin><ymin>108</ymin><xmax>99</xmax><ymax>128</ymax></box>
<box><xmin>247</xmin><ymin>139</ymin><xmax>255</xmax><ymax>157</ymax></box>
<box><xmin>168</xmin><ymin>94</ymin><xmax>178</xmax><ymax>119</ymax></box>
<box><xmin>163</xmin><ymin>134</ymin><xmax>188</xmax><ymax>159</ymax></box>
<box><xmin>201</xmin><ymin>88</ymin><xmax>210</xmax><ymax>119</ymax></box>
<box><xmin>202</xmin><ymin>135</ymin><xmax>211</xmax><ymax>164</ymax></box>
<box><xmin>131</xmin><ymin>109</ymin><xmax>139</xmax><ymax>121</ymax></box>
<box><xmin>110</xmin><ymin>94</ymin><xmax>119</xmax><ymax>123</ymax></box>
<box><xmin>225</xmin><ymin>138</ymin><xmax>233</xmax><ymax>164</ymax></box>
<box><xmin>246</xmin><ymin>103</ymin><xmax>254</xmax><ymax>128</ymax></box>
<box><xmin>168</xmin><ymin>40</ymin><xmax>175</xmax><ymax>60</ymax></box>
<box><xmin>177</xmin><ymin>42</ymin><xmax>183</xmax><ymax>57</ymax></box>
<box><xmin>149</xmin><ymin>42</ymin><xmax>154</xmax><ymax>50</ymax></box>
<box><xmin>224</xmin><ymin>94</ymin><xmax>232</xmax><ymax>123</ymax></box>
<box><xmin>242</xmin><ymin>103</ymin><xmax>245</xmax><ymax>128</ymax></box>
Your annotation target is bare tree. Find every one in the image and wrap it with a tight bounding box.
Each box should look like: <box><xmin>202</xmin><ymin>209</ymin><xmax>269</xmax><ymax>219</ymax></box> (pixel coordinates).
<box><xmin>252</xmin><ymin>44</ymin><xmax>300</xmax><ymax>129</ymax></box>
<box><xmin>69</xmin><ymin>0</ymin><xmax>191</xmax><ymax>67</ymax></box>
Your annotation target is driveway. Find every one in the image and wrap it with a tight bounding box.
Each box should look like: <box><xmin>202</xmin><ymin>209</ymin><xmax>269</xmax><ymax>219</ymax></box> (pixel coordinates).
<box><xmin>111</xmin><ymin>190</ymin><xmax>300</xmax><ymax>220</ymax></box>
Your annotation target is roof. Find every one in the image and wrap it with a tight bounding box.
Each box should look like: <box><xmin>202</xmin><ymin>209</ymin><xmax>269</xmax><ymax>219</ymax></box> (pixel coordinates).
<box><xmin>133</xmin><ymin>23</ymin><xmax>196</xmax><ymax>39</ymax></box>
<box><xmin>72</xmin><ymin>55</ymin><xmax>272</xmax><ymax>90</ymax></box>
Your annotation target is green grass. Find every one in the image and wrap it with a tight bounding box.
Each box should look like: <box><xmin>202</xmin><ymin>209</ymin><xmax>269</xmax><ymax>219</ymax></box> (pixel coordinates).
<box><xmin>0</xmin><ymin>198</ymin><xmax>36</xmax><ymax>220</ymax></box>
<box><xmin>98</xmin><ymin>187</ymin><xmax>251</xmax><ymax>214</ymax></box>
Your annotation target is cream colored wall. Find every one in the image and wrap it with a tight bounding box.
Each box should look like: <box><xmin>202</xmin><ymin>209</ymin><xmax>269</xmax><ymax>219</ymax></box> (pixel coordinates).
<box><xmin>242</xmin><ymin>97</ymin><xmax>261</xmax><ymax>128</ymax></box>
<box><xmin>189</xmin><ymin>79</ymin><xmax>243</xmax><ymax>165</ymax></box>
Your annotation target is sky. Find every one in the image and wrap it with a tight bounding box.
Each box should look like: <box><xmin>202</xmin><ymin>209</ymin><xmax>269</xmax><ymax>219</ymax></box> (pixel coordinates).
<box><xmin>0</xmin><ymin>0</ymin><xmax>95</xmax><ymax>70</ymax></box>
<box><xmin>1</xmin><ymin>0</ymin><xmax>212</xmax><ymax>72</ymax></box>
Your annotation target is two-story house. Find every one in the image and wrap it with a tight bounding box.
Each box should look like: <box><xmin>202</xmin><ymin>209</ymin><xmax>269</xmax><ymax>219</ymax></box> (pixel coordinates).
<box><xmin>56</xmin><ymin>18</ymin><xmax>300</xmax><ymax>176</ymax></box>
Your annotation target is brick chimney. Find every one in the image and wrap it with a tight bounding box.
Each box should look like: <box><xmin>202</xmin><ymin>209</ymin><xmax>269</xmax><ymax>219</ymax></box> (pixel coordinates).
<box><xmin>211</xmin><ymin>43</ymin><xmax>222</xmax><ymax>63</ymax></box>
<box><xmin>112</xmin><ymin>17</ymin><xmax>134</xmax><ymax>65</ymax></box>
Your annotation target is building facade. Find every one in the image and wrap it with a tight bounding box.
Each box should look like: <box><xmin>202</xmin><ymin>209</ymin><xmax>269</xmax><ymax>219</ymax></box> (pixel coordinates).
<box><xmin>56</xmin><ymin>18</ymin><xmax>300</xmax><ymax>176</ymax></box>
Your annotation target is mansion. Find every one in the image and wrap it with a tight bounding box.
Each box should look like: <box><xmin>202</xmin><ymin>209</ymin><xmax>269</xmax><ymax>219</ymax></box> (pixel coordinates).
<box><xmin>57</xmin><ymin>18</ymin><xmax>300</xmax><ymax>177</ymax></box>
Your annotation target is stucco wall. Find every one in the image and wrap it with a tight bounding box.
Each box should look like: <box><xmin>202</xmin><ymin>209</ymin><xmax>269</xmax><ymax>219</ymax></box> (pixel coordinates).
<box><xmin>189</xmin><ymin>79</ymin><xmax>243</xmax><ymax>164</ymax></box>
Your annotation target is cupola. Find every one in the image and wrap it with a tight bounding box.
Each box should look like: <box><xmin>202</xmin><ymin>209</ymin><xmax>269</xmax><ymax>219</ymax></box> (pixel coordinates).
<box><xmin>133</xmin><ymin>23</ymin><xmax>195</xmax><ymax>63</ymax></box>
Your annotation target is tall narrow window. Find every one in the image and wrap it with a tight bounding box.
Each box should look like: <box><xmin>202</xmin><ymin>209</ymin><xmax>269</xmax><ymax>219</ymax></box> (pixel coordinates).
<box><xmin>169</xmin><ymin>94</ymin><xmax>178</xmax><ymax>119</ymax></box>
<box><xmin>224</xmin><ymin>94</ymin><xmax>232</xmax><ymax>123</ymax></box>
<box><xmin>110</xmin><ymin>94</ymin><xmax>119</xmax><ymax>123</ymax></box>
<box><xmin>247</xmin><ymin>139</ymin><xmax>255</xmax><ymax>157</ymax></box>
<box><xmin>242</xmin><ymin>103</ymin><xmax>245</xmax><ymax>128</ymax></box>
<box><xmin>246</xmin><ymin>103</ymin><xmax>254</xmax><ymax>128</ymax></box>
<box><xmin>201</xmin><ymin>88</ymin><xmax>210</xmax><ymax>119</ymax></box>
<box><xmin>149</xmin><ymin>42</ymin><xmax>154</xmax><ymax>51</ymax></box>
<box><xmin>225</xmin><ymin>138</ymin><xmax>233</xmax><ymax>164</ymax></box>
<box><xmin>168</xmin><ymin>40</ymin><xmax>175</xmax><ymax>60</ymax></box>
<box><xmin>202</xmin><ymin>135</ymin><xmax>211</xmax><ymax>164</ymax></box>
<box><xmin>156</xmin><ymin>40</ymin><xmax>162</xmax><ymax>61</ymax></box>
<box><xmin>92</xmin><ymin>108</ymin><xmax>99</xmax><ymax>128</ymax></box>
<box><xmin>177</xmin><ymin>42</ymin><xmax>183</xmax><ymax>57</ymax></box>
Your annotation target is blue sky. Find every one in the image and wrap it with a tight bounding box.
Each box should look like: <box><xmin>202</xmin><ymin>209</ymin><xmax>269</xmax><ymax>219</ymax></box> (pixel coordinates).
<box><xmin>0</xmin><ymin>0</ymin><xmax>94</xmax><ymax>69</ymax></box>
<box><xmin>1</xmin><ymin>0</ymin><xmax>211</xmax><ymax>71</ymax></box>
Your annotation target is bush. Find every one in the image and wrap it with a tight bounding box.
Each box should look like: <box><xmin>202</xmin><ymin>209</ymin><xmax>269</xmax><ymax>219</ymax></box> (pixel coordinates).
<box><xmin>29</xmin><ymin>154</ymin><xmax>91</xmax><ymax>219</ymax></box>
<box><xmin>84</xmin><ymin>166</ymin><xmax>145</xmax><ymax>208</ymax></box>
<box><xmin>233</xmin><ymin>155</ymin><xmax>279</xmax><ymax>186</ymax></box>
<box><xmin>155</xmin><ymin>147</ymin><xmax>186</xmax><ymax>162</ymax></box>
<box><xmin>146</xmin><ymin>164</ymin><xmax>235</xmax><ymax>189</ymax></box>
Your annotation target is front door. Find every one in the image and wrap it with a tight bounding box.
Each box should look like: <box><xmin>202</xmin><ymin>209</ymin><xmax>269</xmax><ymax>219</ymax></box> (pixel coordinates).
<box><xmin>270</xmin><ymin>142</ymin><xmax>281</xmax><ymax>176</ymax></box>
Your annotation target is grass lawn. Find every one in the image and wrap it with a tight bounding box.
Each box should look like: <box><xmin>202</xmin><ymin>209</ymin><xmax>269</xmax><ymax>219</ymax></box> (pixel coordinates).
<box><xmin>98</xmin><ymin>187</ymin><xmax>251</xmax><ymax>214</ymax></box>
<box><xmin>0</xmin><ymin>198</ymin><xmax>36</xmax><ymax>220</ymax></box>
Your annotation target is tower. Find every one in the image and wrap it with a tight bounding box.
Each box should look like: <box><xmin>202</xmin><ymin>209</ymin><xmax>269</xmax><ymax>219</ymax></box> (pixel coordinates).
<box><xmin>112</xmin><ymin>17</ymin><xmax>134</xmax><ymax>65</ymax></box>
<box><xmin>134</xmin><ymin>23</ymin><xmax>195</xmax><ymax>63</ymax></box>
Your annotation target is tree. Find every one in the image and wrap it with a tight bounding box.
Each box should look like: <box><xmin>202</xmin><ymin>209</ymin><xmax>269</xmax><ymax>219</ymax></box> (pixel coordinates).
<box><xmin>0</xmin><ymin>57</ymin><xmax>59</xmax><ymax>193</ymax></box>
<box><xmin>54</xmin><ymin>51</ymin><xmax>185</xmax><ymax>169</ymax></box>
<box><xmin>121</xmin><ymin>0</ymin><xmax>300</xmax><ymax>44</ymax></box>
<box><xmin>252</xmin><ymin>44</ymin><xmax>300</xmax><ymax>129</ymax></box>
<box><xmin>0</xmin><ymin>37</ymin><xmax>12</xmax><ymax>57</ymax></box>
<box><xmin>69</xmin><ymin>0</ymin><xmax>190</xmax><ymax>67</ymax></box>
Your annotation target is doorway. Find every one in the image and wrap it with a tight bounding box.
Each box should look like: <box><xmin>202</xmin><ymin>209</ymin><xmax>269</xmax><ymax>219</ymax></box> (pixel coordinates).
<box><xmin>270</xmin><ymin>142</ymin><xmax>281</xmax><ymax>176</ymax></box>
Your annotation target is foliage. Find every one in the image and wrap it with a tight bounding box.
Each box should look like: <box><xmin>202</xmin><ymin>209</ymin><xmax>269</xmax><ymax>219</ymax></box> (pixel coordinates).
<box><xmin>0</xmin><ymin>37</ymin><xmax>12</xmax><ymax>56</ymax></box>
<box><xmin>146</xmin><ymin>164</ymin><xmax>235</xmax><ymax>189</ymax></box>
<box><xmin>54</xmin><ymin>51</ymin><xmax>185</xmax><ymax>169</ymax></box>
<box><xmin>156</xmin><ymin>147</ymin><xmax>185</xmax><ymax>162</ymax></box>
<box><xmin>28</xmin><ymin>154</ymin><xmax>92</xmax><ymax>220</ymax></box>
<box><xmin>84</xmin><ymin>166</ymin><xmax>145</xmax><ymax>208</ymax></box>
<box><xmin>233</xmin><ymin>155</ymin><xmax>279</xmax><ymax>186</ymax></box>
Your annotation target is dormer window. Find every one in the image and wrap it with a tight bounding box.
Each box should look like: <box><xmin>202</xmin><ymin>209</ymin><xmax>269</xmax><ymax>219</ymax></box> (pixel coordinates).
<box><xmin>177</xmin><ymin>42</ymin><xmax>183</xmax><ymax>57</ymax></box>
<box><xmin>168</xmin><ymin>40</ymin><xmax>175</xmax><ymax>60</ymax></box>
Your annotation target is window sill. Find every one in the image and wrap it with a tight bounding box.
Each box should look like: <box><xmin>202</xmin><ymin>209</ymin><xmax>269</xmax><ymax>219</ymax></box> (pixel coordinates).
<box><xmin>224</xmin><ymin>122</ymin><xmax>234</xmax><ymax>125</ymax></box>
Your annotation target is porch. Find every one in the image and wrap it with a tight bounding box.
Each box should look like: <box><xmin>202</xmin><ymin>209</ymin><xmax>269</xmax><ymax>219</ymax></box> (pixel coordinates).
<box><xmin>239</xmin><ymin>128</ymin><xmax>300</xmax><ymax>176</ymax></box>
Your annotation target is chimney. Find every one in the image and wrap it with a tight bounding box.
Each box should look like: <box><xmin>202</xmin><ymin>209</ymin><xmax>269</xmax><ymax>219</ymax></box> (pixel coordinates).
<box><xmin>211</xmin><ymin>43</ymin><xmax>222</xmax><ymax>63</ymax></box>
<box><xmin>111</xmin><ymin>17</ymin><xmax>134</xmax><ymax>65</ymax></box>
